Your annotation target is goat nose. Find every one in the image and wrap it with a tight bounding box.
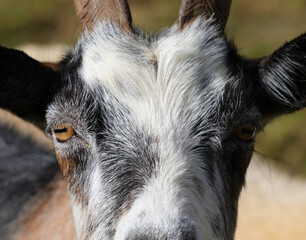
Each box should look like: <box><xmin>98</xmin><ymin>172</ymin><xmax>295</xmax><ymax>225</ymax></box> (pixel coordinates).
<box><xmin>125</xmin><ymin>227</ymin><xmax>197</xmax><ymax>240</ymax></box>
<box><xmin>125</xmin><ymin>233</ymin><xmax>196</xmax><ymax>240</ymax></box>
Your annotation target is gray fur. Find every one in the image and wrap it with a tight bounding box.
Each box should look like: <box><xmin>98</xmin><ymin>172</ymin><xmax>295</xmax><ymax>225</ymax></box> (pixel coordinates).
<box><xmin>0</xmin><ymin>121</ymin><xmax>58</xmax><ymax>239</ymax></box>
<box><xmin>0</xmin><ymin>2</ymin><xmax>305</xmax><ymax>240</ymax></box>
<box><xmin>44</xmin><ymin>19</ymin><xmax>261</xmax><ymax>240</ymax></box>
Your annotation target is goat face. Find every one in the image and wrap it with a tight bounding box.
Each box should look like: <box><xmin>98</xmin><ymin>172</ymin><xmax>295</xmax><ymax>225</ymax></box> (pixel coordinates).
<box><xmin>1</xmin><ymin>0</ymin><xmax>305</xmax><ymax>240</ymax></box>
<box><xmin>46</xmin><ymin>19</ymin><xmax>256</xmax><ymax>239</ymax></box>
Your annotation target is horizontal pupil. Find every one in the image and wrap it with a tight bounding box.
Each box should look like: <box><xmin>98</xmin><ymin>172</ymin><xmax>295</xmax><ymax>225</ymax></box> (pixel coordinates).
<box><xmin>242</xmin><ymin>128</ymin><xmax>254</xmax><ymax>135</ymax></box>
<box><xmin>54</xmin><ymin>128</ymin><xmax>67</xmax><ymax>134</ymax></box>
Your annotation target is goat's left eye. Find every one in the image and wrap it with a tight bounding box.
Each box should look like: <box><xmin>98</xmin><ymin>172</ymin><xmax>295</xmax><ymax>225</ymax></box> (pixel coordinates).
<box><xmin>236</xmin><ymin>124</ymin><xmax>257</xmax><ymax>142</ymax></box>
<box><xmin>53</xmin><ymin>124</ymin><xmax>75</xmax><ymax>142</ymax></box>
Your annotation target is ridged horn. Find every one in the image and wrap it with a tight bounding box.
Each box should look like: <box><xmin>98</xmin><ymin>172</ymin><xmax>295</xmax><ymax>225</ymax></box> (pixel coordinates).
<box><xmin>74</xmin><ymin>0</ymin><xmax>133</xmax><ymax>32</ymax></box>
<box><xmin>178</xmin><ymin>0</ymin><xmax>232</xmax><ymax>31</ymax></box>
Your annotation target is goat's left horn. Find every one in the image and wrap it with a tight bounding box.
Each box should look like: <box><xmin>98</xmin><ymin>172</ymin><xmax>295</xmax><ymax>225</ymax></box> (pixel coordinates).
<box><xmin>74</xmin><ymin>0</ymin><xmax>133</xmax><ymax>33</ymax></box>
<box><xmin>178</xmin><ymin>0</ymin><xmax>232</xmax><ymax>32</ymax></box>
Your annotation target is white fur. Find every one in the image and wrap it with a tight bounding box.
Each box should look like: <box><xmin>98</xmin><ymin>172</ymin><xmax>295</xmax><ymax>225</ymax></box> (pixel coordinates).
<box><xmin>73</xmin><ymin>18</ymin><xmax>235</xmax><ymax>239</ymax></box>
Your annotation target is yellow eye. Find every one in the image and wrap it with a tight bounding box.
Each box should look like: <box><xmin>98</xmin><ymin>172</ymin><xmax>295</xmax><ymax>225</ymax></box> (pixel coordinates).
<box><xmin>53</xmin><ymin>124</ymin><xmax>75</xmax><ymax>142</ymax></box>
<box><xmin>236</xmin><ymin>124</ymin><xmax>257</xmax><ymax>141</ymax></box>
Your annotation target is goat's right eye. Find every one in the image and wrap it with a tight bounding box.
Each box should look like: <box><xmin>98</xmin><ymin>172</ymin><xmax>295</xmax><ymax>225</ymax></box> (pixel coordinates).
<box><xmin>236</xmin><ymin>124</ymin><xmax>257</xmax><ymax>142</ymax></box>
<box><xmin>53</xmin><ymin>124</ymin><xmax>75</xmax><ymax>142</ymax></box>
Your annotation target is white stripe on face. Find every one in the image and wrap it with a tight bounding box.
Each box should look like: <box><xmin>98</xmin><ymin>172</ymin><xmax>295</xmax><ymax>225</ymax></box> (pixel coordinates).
<box><xmin>71</xmin><ymin>18</ymin><xmax>237</xmax><ymax>239</ymax></box>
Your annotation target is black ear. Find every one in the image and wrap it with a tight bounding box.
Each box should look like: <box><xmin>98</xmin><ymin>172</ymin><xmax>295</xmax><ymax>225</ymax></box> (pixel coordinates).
<box><xmin>252</xmin><ymin>33</ymin><xmax>306</xmax><ymax>121</ymax></box>
<box><xmin>0</xmin><ymin>46</ymin><xmax>63</xmax><ymax>127</ymax></box>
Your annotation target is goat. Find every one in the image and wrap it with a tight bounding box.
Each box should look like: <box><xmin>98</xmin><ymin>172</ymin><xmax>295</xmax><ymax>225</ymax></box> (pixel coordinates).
<box><xmin>0</xmin><ymin>0</ymin><xmax>305</xmax><ymax>239</ymax></box>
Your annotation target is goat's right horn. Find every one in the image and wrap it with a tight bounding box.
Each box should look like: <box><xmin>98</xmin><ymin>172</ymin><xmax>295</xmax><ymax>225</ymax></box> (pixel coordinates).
<box><xmin>178</xmin><ymin>0</ymin><xmax>232</xmax><ymax>31</ymax></box>
<box><xmin>74</xmin><ymin>0</ymin><xmax>133</xmax><ymax>33</ymax></box>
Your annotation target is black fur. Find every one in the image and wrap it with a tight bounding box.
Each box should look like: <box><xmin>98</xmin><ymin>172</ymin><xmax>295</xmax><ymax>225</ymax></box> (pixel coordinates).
<box><xmin>0</xmin><ymin>46</ymin><xmax>63</xmax><ymax>126</ymax></box>
<box><xmin>252</xmin><ymin>33</ymin><xmax>306</xmax><ymax>117</ymax></box>
<box><xmin>0</xmin><ymin>7</ymin><xmax>305</xmax><ymax>240</ymax></box>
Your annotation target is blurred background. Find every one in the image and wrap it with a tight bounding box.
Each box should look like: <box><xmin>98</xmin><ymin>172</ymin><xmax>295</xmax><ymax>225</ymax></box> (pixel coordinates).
<box><xmin>0</xmin><ymin>0</ymin><xmax>305</xmax><ymax>177</ymax></box>
<box><xmin>0</xmin><ymin>0</ymin><xmax>306</xmax><ymax>239</ymax></box>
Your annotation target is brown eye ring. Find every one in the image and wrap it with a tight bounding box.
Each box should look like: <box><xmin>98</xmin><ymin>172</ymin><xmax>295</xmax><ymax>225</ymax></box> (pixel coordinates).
<box><xmin>236</xmin><ymin>124</ymin><xmax>257</xmax><ymax>142</ymax></box>
<box><xmin>53</xmin><ymin>124</ymin><xmax>75</xmax><ymax>142</ymax></box>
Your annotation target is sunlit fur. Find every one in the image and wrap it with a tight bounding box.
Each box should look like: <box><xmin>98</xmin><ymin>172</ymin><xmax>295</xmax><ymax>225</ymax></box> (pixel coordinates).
<box><xmin>45</xmin><ymin>17</ymin><xmax>263</xmax><ymax>240</ymax></box>
<box><xmin>81</xmin><ymin>19</ymin><xmax>232</xmax><ymax>239</ymax></box>
<box><xmin>0</xmin><ymin>0</ymin><xmax>305</xmax><ymax>239</ymax></box>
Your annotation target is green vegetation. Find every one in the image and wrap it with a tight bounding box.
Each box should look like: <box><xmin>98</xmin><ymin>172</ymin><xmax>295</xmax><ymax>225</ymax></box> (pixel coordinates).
<box><xmin>0</xmin><ymin>0</ymin><xmax>77</xmax><ymax>46</ymax></box>
<box><xmin>1</xmin><ymin>0</ymin><xmax>305</xmax><ymax>176</ymax></box>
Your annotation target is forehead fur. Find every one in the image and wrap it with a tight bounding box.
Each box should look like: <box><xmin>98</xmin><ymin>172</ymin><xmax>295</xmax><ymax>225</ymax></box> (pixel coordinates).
<box><xmin>77</xmin><ymin>18</ymin><xmax>235</xmax><ymax>138</ymax></box>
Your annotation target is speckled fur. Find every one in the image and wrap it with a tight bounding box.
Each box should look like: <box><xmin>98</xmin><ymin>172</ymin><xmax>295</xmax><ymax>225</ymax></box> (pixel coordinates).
<box><xmin>0</xmin><ymin>4</ymin><xmax>305</xmax><ymax>240</ymax></box>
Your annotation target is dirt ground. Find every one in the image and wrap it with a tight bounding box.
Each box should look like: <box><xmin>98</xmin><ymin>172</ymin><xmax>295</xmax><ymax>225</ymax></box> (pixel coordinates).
<box><xmin>4</xmin><ymin>45</ymin><xmax>305</xmax><ymax>239</ymax></box>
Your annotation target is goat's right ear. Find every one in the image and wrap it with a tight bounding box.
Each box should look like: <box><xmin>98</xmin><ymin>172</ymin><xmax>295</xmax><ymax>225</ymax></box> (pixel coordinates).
<box><xmin>0</xmin><ymin>46</ymin><xmax>62</xmax><ymax>127</ymax></box>
<box><xmin>250</xmin><ymin>33</ymin><xmax>306</xmax><ymax>123</ymax></box>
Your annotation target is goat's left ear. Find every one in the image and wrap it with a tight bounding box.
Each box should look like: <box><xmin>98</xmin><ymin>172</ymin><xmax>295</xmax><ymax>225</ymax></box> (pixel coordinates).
<box><xmin>252</xmin><ymin>33</ymin><xmax>306</xmax><ymax>122</ymax></box>
<box><xmin>0</xmin><ymin>46</ymin><xmax>62</xmax><ymax>127</ymax></box>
